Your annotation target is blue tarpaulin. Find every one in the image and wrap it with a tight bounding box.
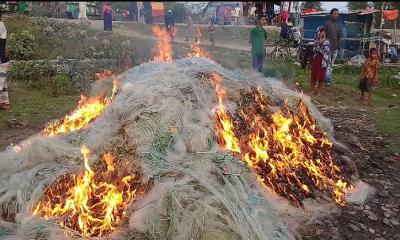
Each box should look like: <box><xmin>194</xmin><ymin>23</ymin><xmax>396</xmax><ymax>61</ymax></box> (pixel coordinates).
<box><xmin>300</xmin><ymin>11</ymin><xmax>375</xmax><ymax>59</ymax></box>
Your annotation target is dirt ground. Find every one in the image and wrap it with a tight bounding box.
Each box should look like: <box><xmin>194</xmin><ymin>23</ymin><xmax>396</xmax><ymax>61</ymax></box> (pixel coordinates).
<box><xmin>301</xmin><ymin>100</ymin><xmax>400</xmax><ymax>240</ymax></box>
<box><xmin>2</xmin><ymin>19</ymin><xmax>400</xmax><ymax>240</ymax></box>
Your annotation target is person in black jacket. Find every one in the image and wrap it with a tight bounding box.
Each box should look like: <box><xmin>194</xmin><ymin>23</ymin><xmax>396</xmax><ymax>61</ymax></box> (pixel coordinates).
<box><xmin>164</xmin><ymin>10</ymin><xmax>175</xmax><ymax>42</ymax></box>
<box><xmin>143</xmin><ymin>2</ymin><xmax>153</xmax><ymax>24</ymax></box>
<box><xmin>323</xmin><ymin>8</ymin><xmax>341</xmax><ymax>86</ymax></box>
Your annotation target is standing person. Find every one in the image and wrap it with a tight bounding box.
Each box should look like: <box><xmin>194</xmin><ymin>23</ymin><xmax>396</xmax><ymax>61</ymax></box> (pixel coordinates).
<box><xmin>267</xmin><ymin>6</ymin><xmax>275</xmax><ymax>26</ymax></box>
<box><xmin>79</xmin><ymin>2</ymin><xmax>89</xmax><ymax>25</ymax></box>
<box><xmin>359</xmin><ymin>48</ymin><xmax>379</xmax><ymax>104</ymax></box>
<box><xmin>310</xmin><ymin>26</ymin><xmax>331</xmax><ymax>96</ymax></box>
<box><xmin>195</xmin><ymin>28</ymin><xmax>201</xmax><ymax>44</ymax></box>
<box><xmin>137</xmin><ymin>1</ymin><xmax>144</xmax><ymax>23</ymax></box>
<box><xmin>279</xmin><ymin>8</ymin><xmax>290</xmax><ymax>41</ymax></box>
<box><xmin>0</xmin><ymin>15</ymin><xmax>7</xmax><ymax>63</ymax></box>
<box><xmin>17</xmin><ymin>1</ymin><xmax>29</xmax><ymax>15</ymax></box>
<box><xmin>234</xmin><ymin>3</ymin><xmax>241</xmax><ymax>25</ymax></box>
<box><xmin>243</xmin><ymin>2</ymin><xmax>248</xmax><ymax>17</ymax></box>
<box><xmin>164</xmin><ymin>10</ymin><xmax>175</xmax><ymax>42</ymax></box>
<box><xmin>324</xmin><ymin>8</ymin><xmax>341</xmax><ymax>86</ymax></box>
<box><xmin>143</xmin><ymin>1</ymin><xmax>152</xmax><ymax>24</ymax></box>
<box><xmin>249</xmin><ymin>4</ymin><xmax>256</xmax><ymax>24</ymax></box>
<box><xmin>9</xmin><ymin>1</ymin><xmax>18</xmax><ymax>13</ymax></box>
<box><xmin>129</xmin><ymin>2</ymin><xmax>137</xmax><ymax>21</ymax></box>
<box><xmin>208</xmin><ymin>21</ymin><xmax>215</xmax><ymax>46</ymax></box>
<box><xmin>185</xmin><ymin>14</ymin><xmax>194</xmax><ymax>42</ymax></box>
<box><xmin>0</xmin><ymin>56</ymin><xmax>10</xmax><ymax>110</ymax></box>
<box><xmin>102</xmin><ymin>2</ymin><xmax>113</xmax><ymax>32</ymax></box>
<box><xmin>249</xmin><ymin>15</ymin><xmax>267</xmax><ymax>72</ymax></box>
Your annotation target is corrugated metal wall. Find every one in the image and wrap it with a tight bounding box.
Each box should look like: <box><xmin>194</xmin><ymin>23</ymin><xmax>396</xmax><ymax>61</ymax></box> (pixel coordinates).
<box><xmin>301</xmin><ymin>13</ymin><xmax>374</xmax><ymax>59</ymax></box>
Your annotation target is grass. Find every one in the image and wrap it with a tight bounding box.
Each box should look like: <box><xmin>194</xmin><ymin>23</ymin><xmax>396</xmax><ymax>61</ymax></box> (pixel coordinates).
<box><xmin>0</xmin><ymin>81</ymin><xmax>79</xmax><ymax>130</ymax></box>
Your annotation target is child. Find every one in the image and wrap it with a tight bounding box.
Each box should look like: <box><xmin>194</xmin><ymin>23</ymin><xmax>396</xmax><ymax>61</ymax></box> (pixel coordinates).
<box><xmin>208</xmin><ymin>21</ymin><xmax>215</xmax><ymax>46</ymax></box>
<box><xmin>0</xmin><ymin>56</ymin><xmax>10</xmax><ymax>110</ymax></box>
<box><xmin>359</xmin><ymin>48</ymin><xmax>379</xmax><ymax>104</ymax></box>
<box><xmin>310</xmin><ymin>26</ymin><xmax>331</xmax><ymax>96</ymax></box>
<box><xmin>195</xmin><ymin>28</ymin><xmax>201</xmax><ymax>45</ymax></box>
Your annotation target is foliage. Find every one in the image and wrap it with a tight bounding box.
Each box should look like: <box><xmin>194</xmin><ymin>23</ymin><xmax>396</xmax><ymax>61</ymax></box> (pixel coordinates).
<box><xmin>347</xmin><ymin>2</ymin><xmax>370</xmax><ymax>11</ymax></box>
<box><xmin>8</xmin><ymin>60</ymin><xmax>55</xmax><ymax>82</ymax></box>
<box><xmin>51</xmin><ymin>73</ymin><xmax>76</xmax><ymax>97</ymax></box>
<box><xmin>164</xmin><ymin>2</ymin><xmax>188</xmax><ymax>23</ymax></box>
<box><xmin>301</xmin><ymin>2</ymin><xmax>322</xmax><ymax>11</ymax></box>
<box><xmin>4</xmin><ymin>15</ymin><xmax>60</xmax><ymax>59</ymax></box>
<box><xmin>30</xmin><ymin>3</ymin><xmax>57</xmax><ymax>18</ymax></box>
<box><xmin>7</xmin><ymin>31</ymin><xmax>36</xmax><ymax>60</ymax></box>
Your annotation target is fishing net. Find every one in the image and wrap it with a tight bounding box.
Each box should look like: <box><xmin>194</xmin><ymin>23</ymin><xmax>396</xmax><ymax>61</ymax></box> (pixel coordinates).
<box><xmin>0</xmin><ymin>57</ymin><xmax>356</xmax><ymax>239</ymax></box>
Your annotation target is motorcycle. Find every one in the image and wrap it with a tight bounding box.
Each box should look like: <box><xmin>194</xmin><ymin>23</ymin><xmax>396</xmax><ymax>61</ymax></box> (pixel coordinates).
<box><xmin>298</xmin><ymin>40</ymin><xmax>314</xmax><ymax>69</ymax></box>
<box><xmin>377</xmin><ymin>34</ymin><xmax>399</xmax><ymax>63</ymax></box>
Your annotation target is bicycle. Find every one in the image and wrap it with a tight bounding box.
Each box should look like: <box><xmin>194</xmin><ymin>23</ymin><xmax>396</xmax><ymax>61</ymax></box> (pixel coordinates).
<box><xmin>269</xmin><ymin>39</ymin><xmax>302</xmax><ymax>64</ymax></box>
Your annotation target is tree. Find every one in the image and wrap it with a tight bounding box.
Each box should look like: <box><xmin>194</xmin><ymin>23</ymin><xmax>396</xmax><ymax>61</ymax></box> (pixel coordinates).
<box><xmin>163</xmin><ymin>2</ymin><xmax>188</xmax><ymax>23</ymax></box>
<box><xmin>302</xmin><ymin>2</ymin><xmax>322</xmax><ymax>11</ymax></box>
<box><xmin>347</xmin><ymin>2</ymin><xmax>369</xmax><ymax>11</ymax></box>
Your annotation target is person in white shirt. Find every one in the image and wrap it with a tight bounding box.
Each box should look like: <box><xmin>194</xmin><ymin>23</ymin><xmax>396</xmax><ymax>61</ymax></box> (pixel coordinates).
<box><xmin>79</xmin><ymin>2</ymin><xmax>89</xmax><ymax>25</ymax></box>
<box><xmin>234</xmin><ymin>3</ymin><xmax>241</xmax><ymax>25</ymax></box>
<box><xmin>249</xmin><ymin>4</ymin><xmax>256</xmax><ymax>16</ymax></box>
<box><xmin>0</xmin><ymin>15</ymin><xmax>7</xmax><ymax>63</ymax></box>
<box><xmin>0</xmin><ymin>59</ymin><xmax>10</xmax><ymax>110</ymax></box>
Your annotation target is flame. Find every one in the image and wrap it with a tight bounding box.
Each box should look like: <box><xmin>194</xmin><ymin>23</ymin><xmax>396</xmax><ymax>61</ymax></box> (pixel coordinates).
<box><xmin>95</xmin><ymin>70</ymin><xmax>113</xmax><ymax>80</ymax></box>
<box><xmin>152</xmin><ymin>25</ymin><xmax>173</xmax><ymax>62</ymax></box>
<box><xmin>187</xmin><ymin>28</ymin><xmax>209</xmax><ymax>58</ymax></box>
<box><xmin>212</xmin><ymin>74</ymin><xmax>240</xmax><ymax>153</ymax></box>
<box><xmin>188</xmin><ymin>44</ymin><xmax>210</xmax><ymax>58</ymax></box>
<box><xmin>32</xmin><ymin>146</ymin><xmax>142</xmax><ymax>237</ymax></box>
<box><xmin>43</xmin><ymin>74</ymin><xmax>120</xmax><ymax>136</ymax></box>
<box><xmin>212</xmin><ymin>74</ymin><xmax>353</xmax><ymax>206</ymax></box>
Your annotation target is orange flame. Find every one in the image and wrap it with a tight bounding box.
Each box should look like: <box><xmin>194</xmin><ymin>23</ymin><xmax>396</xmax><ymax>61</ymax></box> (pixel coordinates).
<box><xmin>212</xmin><ymin>74</ymin><xmax>241</xmax><ymax>153</ymax></box>
<box><xmin>32</xmin><ymin>146</ymin><xmax>142</xmax><ymax>237</ymax></box>
<box><xmin>95</xmin><ymin>70</ymin><xmax>113</xmax><ymax>80</ymax></box>
<box><xmin>212</xmin><ymin>74</ymin><xmax>353</xmax><ymax>206</ymax></box>
<box><xmin>152</xmin><ymin>25</ymin><xmax>173</xmax><ymax>63</ymax></box>
<box><xmin>43</xmin><ymin>73</ymin><xmax>120</xmax><ymax>136</ymax></box>
<box><xmin>188</xmin><ymin>44</ymin><xmax>210</xmax><ymax>58</ymax></box>
<box><xmin>187</xmin><ymin>28</ymin><xmax>209</xmax><ymax>58</ymax></box>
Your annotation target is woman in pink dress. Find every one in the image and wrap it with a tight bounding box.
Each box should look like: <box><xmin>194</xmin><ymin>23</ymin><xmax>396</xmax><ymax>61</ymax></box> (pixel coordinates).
<box><xmin>102</xmin><ymin>2</ymin><xmax>113</xmax><ymax>31</ymax></box>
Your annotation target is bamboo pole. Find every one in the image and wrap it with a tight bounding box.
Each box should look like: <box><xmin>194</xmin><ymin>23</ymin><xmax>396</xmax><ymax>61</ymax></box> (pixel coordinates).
<box><xmin>379</xmin><ymin>3</ymin><xmax>385</xmax><ymax>60</ymax></box>
<box><xmin>395</xmin><ymin>19</ymin><xmax>397</xmax><ymax>43</ymax></box>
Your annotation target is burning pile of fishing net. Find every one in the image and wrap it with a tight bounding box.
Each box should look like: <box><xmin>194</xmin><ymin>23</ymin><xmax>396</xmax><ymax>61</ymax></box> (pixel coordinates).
<box><xmin>0</xmin><ymin>56</ymin><xmax>370</xmax><ymax>239</ymax></box>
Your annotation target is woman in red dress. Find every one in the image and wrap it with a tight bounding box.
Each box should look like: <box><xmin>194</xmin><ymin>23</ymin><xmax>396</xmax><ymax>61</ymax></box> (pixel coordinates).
<box><xmin>311</xmin><ymin>26</ymin><xmax>331</xmax><ymax>96</ymax></box>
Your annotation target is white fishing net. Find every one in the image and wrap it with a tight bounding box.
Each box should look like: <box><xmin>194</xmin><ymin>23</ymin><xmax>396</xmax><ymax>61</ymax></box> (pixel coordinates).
<box><xmin>0</xmin><ymin>58</ymin><xmax>356</xmax><ymax>240</ymax></box>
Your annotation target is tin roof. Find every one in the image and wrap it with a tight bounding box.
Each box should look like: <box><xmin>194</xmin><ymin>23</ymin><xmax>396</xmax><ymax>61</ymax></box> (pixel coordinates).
<box><xmin>300</xmin><ymin>9</ymin><xmax>380</xmax><ymax>17</ymax></box>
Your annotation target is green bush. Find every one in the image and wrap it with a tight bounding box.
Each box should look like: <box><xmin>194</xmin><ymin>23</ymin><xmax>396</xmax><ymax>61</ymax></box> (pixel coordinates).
<box><xmin>30</xmin><ymin>4</ymin><xmax>57</xmax><ymax>18</ymax></box>
<box><xmin>51</xmin><ymin>73</ymin><xmax>75</xmax><ymax>97</ymax></box>
<box><xmin>164</xmin><ymin>2</ymin><xmax>188</xmax><ymax>23</ymax></box>
<box><xmin>8</xmin><ymin>60</ymin><xmax>55</xmax><ymax>81</ymax></box>
<box><xmin>8</xmin><ymin>31</ymin><xmax>36</xmax><ymax>60</ymax></box>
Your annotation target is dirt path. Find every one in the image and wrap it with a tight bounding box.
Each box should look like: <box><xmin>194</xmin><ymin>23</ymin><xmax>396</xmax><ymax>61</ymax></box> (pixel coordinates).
<box><xmin>58</xmin><ymin>19</ymin><xmax>276</xmax><ymax>53</ymax></box>
<box><xmin>92</xmin><ymin>19</ymin><xmax>252</xmax><ymax>52</ymax></box>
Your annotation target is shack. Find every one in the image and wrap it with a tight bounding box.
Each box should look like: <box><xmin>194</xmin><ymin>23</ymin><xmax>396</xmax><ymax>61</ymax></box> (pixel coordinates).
<box><xmin>300</xmin><ymin>10</ymin><xmax>379</xmax><ymax>59</ymax></box>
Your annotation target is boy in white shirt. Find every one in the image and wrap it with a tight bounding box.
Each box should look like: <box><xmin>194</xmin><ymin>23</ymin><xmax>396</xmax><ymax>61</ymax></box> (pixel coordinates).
<box><xmin>234</xmin><ymin>3</ymin><xmax>241</xmax><ymax>25</ymax></box>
